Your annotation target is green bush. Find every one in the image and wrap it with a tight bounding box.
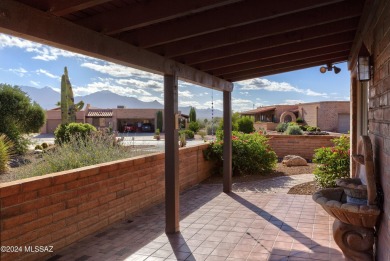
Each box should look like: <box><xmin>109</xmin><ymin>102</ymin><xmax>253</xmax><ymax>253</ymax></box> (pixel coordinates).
<box><xmin>41</xmin><ymin>142</ymin><xmax>48</xmax><ymax>149</ymax></box>
<box><xmin>35</xmin><ymin>145</ymin><xmax>43</xmax><ymax>150</ymax></box>
<box><xmin>313</xmin><ymin>135</ymin><xmax>350</xmax><ymax>187</ymax></box>
<box><xmin>204</xmin><ymin>131</ymin><xmax>277</xmax><ymax>176</ymax></box>
<box><xmin>299</xmin><ymin>125</ymin><xmax>308</xmax><ymax>131</ymax></box>
<box><xmin>276</xmin><ymin>122</ymin><xmax>289</xmax><ymax>132</ymax></box>
<box><xmin>306</xmin><ymin>126</ymin><xmax>321</xmax><ymax>132</ymax></box>
<box><xmin>237</xmin><ymin>116</ymin><xmax>255</xmax><ymax>133</ymax></box>
<box><xmin>285</xmin><ymin>125</ymin><xmax>303</xmax><ymax>135</ymax></box>
<box><xmin>198</xmin><ymin>131</ymin><xmax>206</xmax><ymax>140</ymax></box>
<box><xmin>206</xmin><ymin>125</ymin><xmax>217</xmax><ymax>135</ymax></box>
<box><xmin>178</xmin><ymin>129</ymin><xmax>194</xmax><ymax>139</ymax></box>
<box><xmin>55</xmin><ymin>123</ymin><xmax>96</xmax><ymax>144</ymax></box>
<box><xmin>188</xmin><ymin>121</ymin><xmax>200</xmax><ymax>133</ymax></box>
<box><xmin>296</xmin><ymin>117</ymin><xmax>304</xmax><ymax>123</ymax></box>
<box><xmin>0</xmin><ymin>134</ymin><xmax>14</xmax><ymax>173</ymax></box>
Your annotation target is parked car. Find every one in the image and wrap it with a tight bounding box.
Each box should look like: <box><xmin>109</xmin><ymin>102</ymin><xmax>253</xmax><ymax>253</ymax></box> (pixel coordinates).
<box><xmin>141</xmin><ymin>123</ymin><xmax>154</xmax><ymax>132</ymax></box>
<box><xmin>123</xmin><ymin>124</ymin><xmax>136</xmax><ymax>132</ymax></box>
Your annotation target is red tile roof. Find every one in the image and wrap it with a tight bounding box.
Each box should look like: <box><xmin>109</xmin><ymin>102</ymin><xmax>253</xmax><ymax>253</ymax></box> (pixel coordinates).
<box><xmin>241</xmin><ymin>106</ymin><xmax>276</xmax><ymax>115</ymax></box>
<box><xmin>86</xmin><ymin>109</ymin><xmax>113</xmax><ymax>118</ymax></box>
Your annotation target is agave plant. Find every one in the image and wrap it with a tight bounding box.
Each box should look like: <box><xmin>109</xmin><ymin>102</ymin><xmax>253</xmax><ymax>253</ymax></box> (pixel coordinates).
<box><xmin>0</xmin><ymin>134</ymin><xmax>14</xmax><ymax>174</ymax></box>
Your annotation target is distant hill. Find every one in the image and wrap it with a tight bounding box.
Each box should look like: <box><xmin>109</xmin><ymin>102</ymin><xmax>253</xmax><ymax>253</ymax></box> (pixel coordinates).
<box><xmin>20</xmin><ymin>86</ymin><xmax>222</xmax><ymax>118</ymax></box>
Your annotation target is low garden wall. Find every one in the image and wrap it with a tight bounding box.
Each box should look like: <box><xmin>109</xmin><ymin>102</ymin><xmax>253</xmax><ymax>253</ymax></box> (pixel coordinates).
<box><xmin>267</xmin><ymin>134</ymin><xmax>339</xmax><ymax>160</ymax></box>
<box><xmin>0</xmin><ymin>144</ymin><xmax>214</xmax><ymax>261</ymax></box>
<box><xmin>254</xmin><ymin>122</ymin><xmax>278</xmax><ymax>131</ymax></box>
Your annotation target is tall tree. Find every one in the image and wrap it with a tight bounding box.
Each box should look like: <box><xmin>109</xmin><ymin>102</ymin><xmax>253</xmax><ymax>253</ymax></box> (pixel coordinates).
<box><xmin>60</xmin><ymin>67</ymin><xmax>84</xmax><ymax>124</ymax></box>
<box><xmin>0</xmin><ymin>84</ymin><xmax>45</xmax><ymax>154</ymax></box>
<box><xmin>189</xmin><ymin>107</ymin><xmax>197</xmax><ymax>122</ymax></box>
<box><xmin>156</xmin><ymin>110</ymin><xmax>163</xmax><ymax>131</ymax></box>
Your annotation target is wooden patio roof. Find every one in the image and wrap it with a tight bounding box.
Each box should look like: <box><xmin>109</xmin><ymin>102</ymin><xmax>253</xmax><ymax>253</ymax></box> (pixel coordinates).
<box><xmin>0</xmin><ymin>0</ymin><xmax>368</xmax><ymax>90</ymax></box>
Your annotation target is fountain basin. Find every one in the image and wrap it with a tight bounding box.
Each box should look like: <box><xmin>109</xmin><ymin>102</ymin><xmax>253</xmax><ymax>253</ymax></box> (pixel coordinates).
<box><xmin>336</xmin><ymin>177</ymin><xmax>367</xmax><ymax>199</ymax></box>
<box><xmin>312</xmin><ymin>188</ymin><xmax>380</xmax><ymax>228</ymax></box>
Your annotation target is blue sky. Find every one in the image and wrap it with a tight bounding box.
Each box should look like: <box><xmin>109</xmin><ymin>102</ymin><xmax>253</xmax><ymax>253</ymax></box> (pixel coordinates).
<box><xmin>0</xmin><ymin>33</ymin><xmax>350</xmax><ymax>112</ymax></box>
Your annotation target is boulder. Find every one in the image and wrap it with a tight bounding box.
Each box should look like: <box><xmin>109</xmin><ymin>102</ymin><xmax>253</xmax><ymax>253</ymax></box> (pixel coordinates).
<box><xmin>282</xmin><ymin>155</ymin><xmax>307</xmax><ymax>167</ymax></box>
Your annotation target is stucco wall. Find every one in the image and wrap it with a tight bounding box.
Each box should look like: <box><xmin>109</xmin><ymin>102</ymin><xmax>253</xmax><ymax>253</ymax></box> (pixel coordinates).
<box><xmin>355</xmin><ymin>1</ymin><xmax>390</xmax><ymax>259</ymax></box>
<box><xmin>0</xmin><ymin>144</ymin><xmax>213</xmax><ymax>261</ymax></box>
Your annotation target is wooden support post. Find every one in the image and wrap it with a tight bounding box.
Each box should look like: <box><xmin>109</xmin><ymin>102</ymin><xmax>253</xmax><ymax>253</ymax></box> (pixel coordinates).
<box><xmin>164</xmin><ymin>73</ymin><xmax>179</xmax><ymax>233</ymax></box>
<box><xmin>223</xmin><ymin>90</ymin><xmax>232</xmax><ymax>193</ymax></box>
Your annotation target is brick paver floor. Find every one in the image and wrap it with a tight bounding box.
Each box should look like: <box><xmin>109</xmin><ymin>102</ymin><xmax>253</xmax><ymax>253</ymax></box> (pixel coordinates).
<box><xmin>50</xmin><ymin>180</ymin><xmax>344</xmax><ymax>261</ymax></box>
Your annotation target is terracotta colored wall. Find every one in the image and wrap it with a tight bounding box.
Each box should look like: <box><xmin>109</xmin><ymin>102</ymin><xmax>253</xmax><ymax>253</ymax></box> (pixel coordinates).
<box><xmin>267</xmin><ymin>134</ymin><xmax>339</xmax><ymax>160</ymax></box>
<box><xmin>356</xmin><ymin>1</ymin><xmax>390</xmax><ymax>259</ymax></box>
<box><xmin>0</xmin><ymin>144</ymin><xmax>213</xmax><ymax>261</ymax></box>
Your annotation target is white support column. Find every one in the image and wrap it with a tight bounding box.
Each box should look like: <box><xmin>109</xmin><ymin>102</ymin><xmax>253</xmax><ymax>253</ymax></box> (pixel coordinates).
<box><xmin>164</xmin><ymin>73</ymin><xmax>180</xmax><ymax>233</ymax></box>
<box><xmin>223</xmin><ymin>90</ymin><xmax>232</xmax><ymax>193</ymax></box>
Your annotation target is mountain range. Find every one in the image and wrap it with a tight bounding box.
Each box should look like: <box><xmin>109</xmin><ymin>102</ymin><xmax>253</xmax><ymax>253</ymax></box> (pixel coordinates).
<box><xmin>20</xmin><ymin>86</ymin><xmax>222</xmax><ymax>119</ymax></box>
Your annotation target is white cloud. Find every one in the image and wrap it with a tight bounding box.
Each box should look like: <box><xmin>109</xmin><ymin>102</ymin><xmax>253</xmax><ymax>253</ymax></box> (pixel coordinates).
<box><xmin>306</xmin><ymin>89</ymin><xmax>328</xmax><ymax>97</ymax></box>
<box><xmin>0</xmin><ymin>33</ymin><xmax>93</xmax><ymax>61</ymax></box>
<box><xmin>204</xmin><ymin>99</ymin><xmax>223</xmax><ymax>110</ymax></box>
<box><xmin>283</xmin><ymin>99</ymin><xmax>305</xmax><ymax>105</ymax></box>
<box><xmin>138</xmin><ymin>96</ymin><xmax>164</xmax><ymax>103</ymax></box>
<box><xmin>9</xmin><ymin>67</ymin><xmax>27</xmax><ymax>77</ymax></box>
<box><xmin>238</xmin><ymin>77</ymin><xmax>329</xmax><ymax>98</ymax></box>
<box><xmin>73</xmin><ymin>80</ymin><xmax>152</xmax><ymax>97</ymax></box>
<box><xmin>81</xmin><ymin>62</ymin><xmax>162</xmax><ymax>81</ymax></box>
<box><xmin>179</xmin><ymin>90</ymin><xmax>194</xmax><ymax>98</ymax></box>
<box><xmin>239</xmin><ymin>78</ymin><xmax>303</xmax><ymax>92</ymax></box>
<box><xmin>116</xmin><ymin>78</ymin><xmax>163</xmax><ymax>92</ymax></box>
<box><xmin>239</xmin><ymin>91</ymin><xmax>249</xmax><ymax>95</ymax></box>
<box><xmin>36</xmin><ymin>69</ymin><xmax>60</xmax><ymax>79</ymax></box>
<box><xmin>30</xmin><ymin>80</ymin><xmax>39</xmax><ymax>87</ymax></box>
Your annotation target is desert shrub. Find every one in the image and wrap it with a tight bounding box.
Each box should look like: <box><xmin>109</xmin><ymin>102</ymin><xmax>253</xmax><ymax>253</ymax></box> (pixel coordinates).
<box><xmin>178</xmin><ymin>129</ymin><xmax>194</xmax><ymax>139</ymax></box>
<box><xmin>206</xmin><ymin>125</ymin><xmax>218</xmax><ymax>135</ymax></box>
<box><xmin>35</xmin><ymin>145</ymin><xmax>43</xmax><ymax>150</ymax></box>
<box><xmin>237</xmin><ymin>116</ymin><xmax>255</xmax><ymax>133</ymax></box>
<box><xmin>296</xmin><ymin>117</ymin><xmax>304</xmax><ymax>123</ymax></box>
<box><xmin>276</xmin><ymin>122</ymin><xmax>289</xmax><ymax>132</ymax></box>
<box><xmin>313</xmin><ymin>135</ymin><xmax>350</xmax><ymax>187</ymax></box>
<box><xmin>188</xmin><ymin>121</ymin><xmax>200</xmax><ymax>133</ymax></box>
<box><xmin>179</xmin><ymin>133</ymin><xmax>187</xmax><ymax>147</ymax></box>
<box><xmin>41</xmin><ymin>142</ymin><xmax>48</xmax><ymax>149</ymax></box>
<box><xmin>204</xmin><ymin>131</ymin><xmax>277</xmax><ymax>176</ymax></box>
<box><xmin>55</xmin><ymin>123</ymin><xmax>96</xmax><ymax>144</ymax></box>
<box><xmin>299</xmin><ymin>125</ymin><xmax>308</xmax><ymax>131</ymax></box>
<box><xmin>306</xmin><ymin>126</ymin><xmax>321</xmax><ymax>132</ymax></box>
<box><xmin>198</xmin><ymin>131</ymin><xmax>206</xmax><ymax>140</ymax></box>
<box><xmin>13</xmin><ymin>132</ymin><xmax>130</xmax><ymax>178</ymax></box>
<box><xmin>0</xmin><ymin>134</ymin><xmax>14</xmax><ymax>173</ymax></box>
<box><xmin>285</xmin><ymin>125</ymin><xmax>303</xmax><ymax>135</ymax></box>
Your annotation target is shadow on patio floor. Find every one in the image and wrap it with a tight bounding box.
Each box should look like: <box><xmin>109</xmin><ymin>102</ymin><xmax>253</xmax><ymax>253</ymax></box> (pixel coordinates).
<box><xmin>49</xmin><ymin>184</ymin><xmax>344</xmax><ymax>261</ymax></box>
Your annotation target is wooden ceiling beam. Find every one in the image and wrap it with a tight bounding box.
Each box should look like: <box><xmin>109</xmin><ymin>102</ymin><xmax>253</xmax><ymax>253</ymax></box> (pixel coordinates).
<box><xmin>211</xmin><ymin>43</ymin><xmax>352</xmax><ymax>76</ymax></box>
<box><xmin>49</xmin><ymin>0</ymin><xmax>112</xmax><ymax>16</ymax></box>
<box><xmin>76</xmin><ymin>0</ymin><xmax>239</xmax><ymax>34</ymax></box>
<box><xmin>195</xmin><ymin>32</ymin><xmax>355</xmax><ymax>71</ymax></box>
<box><xmin>168</xmin><ymin>18</ymin><xmax>359</xmax><ymax>64</ymax></box>
<box><xmin>229</xmin><ymin>57</ymin><xmax>347</xmax><ymax>81</ymax></box>
<box><xmin>118</xmin><ymin>0</ymin><xmax>343</xmax><ymax>48</ymax></box>
<box><xmin>148</xmin><ymin>0</ymin><xmax>364</xmax><ymax>58</ymax></box>
<box><xmin>224</xmin><ymin>53</ymin><xmax>348</xmax><ymax>81</ymax></box>
<box><xmin>0</xmin><ymin>0</ymin><xmax>233</xmax><ymax>91</ymax></box>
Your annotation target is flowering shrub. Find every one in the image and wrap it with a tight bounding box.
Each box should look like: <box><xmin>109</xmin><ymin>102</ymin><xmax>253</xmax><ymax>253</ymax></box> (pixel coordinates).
<box><xmin>204</xmin><ymin>131</ymin><xmax>277</xmax><ymax>176</ymax></box>
<box><xmin>313</xmin><ymin>135</ymin><xmax>350</xmax><ymax>187</ymax></box>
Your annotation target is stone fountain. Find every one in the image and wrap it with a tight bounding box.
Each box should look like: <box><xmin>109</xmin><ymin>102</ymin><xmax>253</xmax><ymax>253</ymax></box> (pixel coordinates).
<box><xmin>313</xmin><ymin>136</ymin><xmax>381</xmax><ymax>261</ymax></box>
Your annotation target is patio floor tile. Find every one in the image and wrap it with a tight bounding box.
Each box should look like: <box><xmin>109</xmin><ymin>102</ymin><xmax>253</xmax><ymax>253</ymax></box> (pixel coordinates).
<box><xmin>52</xmin><ymin>184</ymin><xmax>345</xmax><ymax>261</ymax></box>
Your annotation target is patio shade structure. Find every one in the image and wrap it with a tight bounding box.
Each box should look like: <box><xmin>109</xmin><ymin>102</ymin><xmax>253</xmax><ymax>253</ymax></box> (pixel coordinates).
<box><xmin>0</xmin><ymin>0</ymin><xmax>368</xmax><ymax>233</ymax></box>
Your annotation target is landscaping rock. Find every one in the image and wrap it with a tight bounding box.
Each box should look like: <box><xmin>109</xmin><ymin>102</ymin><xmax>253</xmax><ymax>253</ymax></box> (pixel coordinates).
<box><xmin>282</xmin><ymin>155</ymin><xmax>307</xmax><ymax>167</ymax></box>
<box><xmin>34</xmin><ymin>149</ymin><xmax>43</xmax><ymax>154</ymax></box>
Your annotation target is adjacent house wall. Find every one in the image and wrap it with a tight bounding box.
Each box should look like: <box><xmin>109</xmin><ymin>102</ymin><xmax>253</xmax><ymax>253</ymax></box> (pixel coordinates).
<box><xmin>0</xmin><ymin>144</ymin><xmax>213</xmax><ymax>261</ymax></box>
<box><xmin>352</xmin><ymin>1</ymin><xmax>390</xmax><ymax>259</ymax></box>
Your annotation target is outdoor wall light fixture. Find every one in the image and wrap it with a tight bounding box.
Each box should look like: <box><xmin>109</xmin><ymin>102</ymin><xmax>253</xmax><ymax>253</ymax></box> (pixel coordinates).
<box><xmin>320</xmin><ymin>64</ymin><xmax>341</xmax><ymax>74</ymax></box>
<box><xmin>357</xmin><ymin>55</ymin><xmax>371</xmax><ymax>81</ymax></box>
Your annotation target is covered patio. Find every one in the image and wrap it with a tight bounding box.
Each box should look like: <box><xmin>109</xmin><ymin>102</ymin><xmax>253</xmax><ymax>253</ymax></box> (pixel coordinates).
<box><xmin>51</xmin><ymin>182</ymin><xmax>343</xmax><ymax>261</ymax></box>
<box><xmin>0</xmin><ymin>0</ymin><xmax>389</xmax><ymax>260</ymax></box>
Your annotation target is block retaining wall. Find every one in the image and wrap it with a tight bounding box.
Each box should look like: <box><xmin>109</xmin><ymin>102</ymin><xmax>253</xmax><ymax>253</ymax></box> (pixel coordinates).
<box><xmin>0</xmin><ymin>144</ymin><xmax>214</xmax><ymax>261</ymax></box>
